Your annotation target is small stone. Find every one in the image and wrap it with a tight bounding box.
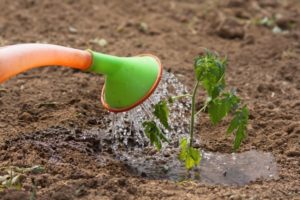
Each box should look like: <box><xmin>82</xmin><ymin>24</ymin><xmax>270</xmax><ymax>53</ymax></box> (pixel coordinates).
<box><xmin>19</xmin><ymin>112</ymin><xmax>33</xmax><ymax>122</ymax></box>
<box><xmin>272</xmin><ymin>26</ymin><xmax>284</xmax><ymax>34</ymax></box>
<box><xmin>229</xmin><ymin>194</ymin><xmax>242</xmax><ymax>200</ymax></box>
<box><xmin>216</xmin><ymin>17</ymin><xmax>245</xmax><ymax>39</ymax></box>
<box><xmin>68</xmin><ymin>26</ymin><xmax>78</xmax><ymax>33</ymax></box>
<box><xmin>276</xmin><ymin>15</ymin><xmax>296</xmax><ymax>30</ymax></box>
<box><xmin>127</xmin><ymin>186</ymin><xmax>137</xmax><ymax>195</ymax></box>
<box><xmin>286</xmin><ymin>149</ymin><xmax>300</xmax><ymax>157</ymax></box>
<box><xmin>138</xmin><ymin>22</ymin><xmax>148</xmax><ymax>33</ymax></box>
<box><xmin>90</xmin><ymin>38</ymin><xmax>108</xmax><ymax>47</ymax></box>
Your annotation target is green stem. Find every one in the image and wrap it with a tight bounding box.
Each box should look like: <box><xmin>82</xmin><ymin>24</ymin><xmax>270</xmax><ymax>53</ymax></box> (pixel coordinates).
<box><xmin>189</xmin><ymin>81</ymin><xmax>200</xmax><ymax>148</ymax></box>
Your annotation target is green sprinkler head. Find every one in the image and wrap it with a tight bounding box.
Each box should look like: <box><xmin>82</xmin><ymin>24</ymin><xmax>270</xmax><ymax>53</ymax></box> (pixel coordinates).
<box><xmin>88</xmin><ymin>51</ymin><xmax>162</xmax><ymax>112</ymax></box>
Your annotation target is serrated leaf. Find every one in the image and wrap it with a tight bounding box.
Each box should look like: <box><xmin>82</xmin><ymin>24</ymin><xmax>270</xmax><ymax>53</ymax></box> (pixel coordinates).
<box><xmin>226</xmin><ymin>106</ymin><xmax>249</xmax><ymax>151</ymax></box>
<box><xmin>185</xmin><ymin>156</ymin><xmax>195</xmax><ymax>170</ymax></box>
<box><xmin>233</xmin><ymin>125</ymin><xmax>246</xmax><ymax>151</ymax></box>
<box><xmin>211</xmin><ymin>81</ymin><xmax>225</xmax><ymax>99</ymax></box>
<box><xmin>155</xmin><ymin>138</ymin><xmax>162</xmax><ymax>150</ymax></box>
<box><xmin>143</xmin><ymin>121</ymin><xmax>168</xmax><ymax>150</ymax></box>
<box><xmin>179</xmin><ymin>138</ymin><xmax>188</xmax><ymax>161</ymax></box>
<box><xmin>194</xmin><ymin>52</ymin><xmax>227</xmax><ymax>99</ymax></box>
<box><xmin>189</xmin><ymin>147</ymin><xmax>201</xmax><ymax>165</ymax></box>
<box><xmin>208</xmin><ymin>99</ymin><xmax>228</xmax><ymax>124</ymax></box>
<box><xmin>227</xmin><ymin>115</ymin><xmax>240</xmax><ymax>135</ymax></box>
<box><xmin>178</xmin><ymin>138</ymin><xmax>201</xmax><ymax>170</ymax></box>
<box><xmin>153</xmin><ymin>100</ymin><xmax>169</xmax><ymax>129</ymax></box>
<box><xmin>208</xmin><ymin>92</ymin><xmax>240</xmax><ymax>124</ymax></box>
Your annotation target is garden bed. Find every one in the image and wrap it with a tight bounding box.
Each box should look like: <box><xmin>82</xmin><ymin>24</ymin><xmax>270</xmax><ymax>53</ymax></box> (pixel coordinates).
<box><xmin>0</xmin><ymin>0</ymin><xmax>299</xmax><ymax>199</ymax></box>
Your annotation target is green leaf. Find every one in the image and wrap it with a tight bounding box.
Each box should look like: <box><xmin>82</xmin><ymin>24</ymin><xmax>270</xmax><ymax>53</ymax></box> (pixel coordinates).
<box><xmin>179</xmin><ymin>138</ymin><xmax>188</xmax><ymax>161</ymax></box>
<box><xmin>185</xmin><ymin>156</ymin><xmax>195</xmax><ymax>170</ymax></box>
<box><xmin>208</xmin><ymin>92</ymin><xmax>240</xmax><ymax>124</ymax></box>
<box><xmin>226</xmin><ymin>106</ymin><xmax>249</xmax><ymax>151</ymax></box>
<box><xmin>233</xmin><ymin>126</ymin><xmax>246</xmax><ymax>151</ymax></box>
<box><xmin>143</xmin><ymin>121</ymin><xmax>168</xmax><ymax>150</ymax></box>
<box><xmin>211</xmin><ymin>81</ymin><xmax>225</xmax><ymax>99</ymax></box>
<box><xmin>194</xmin><ymin>52</ymin><xmax>227</xmax><ymax>99</ymax></box>
<box><xmin>208</xmin><ymin>99</ymin><xmax>228</xmax><ymax>124</ymax></box>
<box><xmin>189</xmin><ymin>147</ymin><xmax>201</xmax><ymax>165</ymax></box>
<box><xmin>227</xmin><ymin>106</ymin><xmax>249</xmax><ymax>134</ymax></box>
<box><xmin>227</xmin><ymin>115</ymin><xmax>240</xmax><ymax>135</ymax></box>
<box><xmin>178</xmin><ymin>138</ymin><xmax>202</xmax><ymax>170</ymax></box>
<box><xmin>153</xmin><ymin>100</ymin><xmax>169</xmax><ymax>129</ymax></box>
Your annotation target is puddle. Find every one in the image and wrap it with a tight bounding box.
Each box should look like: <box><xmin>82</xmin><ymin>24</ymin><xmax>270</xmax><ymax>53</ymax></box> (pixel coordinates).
<box><xmin>117</xmin><ymin>149</ymin><xmax>278</xmax><ymax>186</ymax></box>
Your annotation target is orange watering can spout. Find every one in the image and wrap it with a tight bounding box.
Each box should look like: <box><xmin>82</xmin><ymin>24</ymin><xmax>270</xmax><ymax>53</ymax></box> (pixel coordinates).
<box><xmin>0</xmin><ymin>43</ymin><xmax>92</xmax><ymax>83</ymax></box>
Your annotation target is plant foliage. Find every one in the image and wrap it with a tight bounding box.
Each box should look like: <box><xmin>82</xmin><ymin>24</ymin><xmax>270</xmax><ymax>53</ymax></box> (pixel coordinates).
<box><xmin>143</xmin><ymin>50</ymin><xmax>249</xmax><ymax>171</ymax></box>
<box><xmin>143</xmin><ymin>121</ymin><xmax>168</xmax><ymax>150</ymax></box>
<box><xmin>178</xmin><ymin>138</ymin><xmax>201</xmax><ymax>170</ymax></box>
<box><xmin>153</xmin><ymin>100</ymin><xmax>170</xmax><ymax>129</ymax></box>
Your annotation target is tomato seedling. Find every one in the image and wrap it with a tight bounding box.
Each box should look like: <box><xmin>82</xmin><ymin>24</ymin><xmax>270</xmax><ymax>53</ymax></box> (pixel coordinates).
<box><xmin>143</xmin><ymin>50</ymin><xmax>249</xmax><ymax>171</ymax></box>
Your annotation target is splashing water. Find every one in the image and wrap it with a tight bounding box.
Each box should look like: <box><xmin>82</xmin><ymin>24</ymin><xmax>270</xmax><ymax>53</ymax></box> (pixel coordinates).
<box><xmin>89</xmin><ymin>70</ymin><xmax>278</xmax><ymax>185</ymax></box>
<box><xmin>106</xmin><ymin>71</ymin><xmax>192</xmax><ymax>150</ymax></box>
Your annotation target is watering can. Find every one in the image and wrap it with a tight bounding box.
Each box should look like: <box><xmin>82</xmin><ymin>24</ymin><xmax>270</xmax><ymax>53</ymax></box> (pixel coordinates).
<box><xmin>0</xmin><ymin>44</ymin><xmax>162</xmax><ymax>112</ymax></box>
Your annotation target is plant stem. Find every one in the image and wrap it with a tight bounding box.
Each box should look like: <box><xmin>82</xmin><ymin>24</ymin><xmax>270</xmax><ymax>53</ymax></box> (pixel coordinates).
<box><xmin>189</xmin><ymin>81</ymin><xmax>200</xmax><ymax>147</ymax></box>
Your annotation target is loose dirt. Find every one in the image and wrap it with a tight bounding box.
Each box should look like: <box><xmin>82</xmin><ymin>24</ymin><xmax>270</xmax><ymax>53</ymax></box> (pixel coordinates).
<box><xmin>0</xmin><ymin>0</ymin><xmax>299</xmax><ymax>199</ymax></box>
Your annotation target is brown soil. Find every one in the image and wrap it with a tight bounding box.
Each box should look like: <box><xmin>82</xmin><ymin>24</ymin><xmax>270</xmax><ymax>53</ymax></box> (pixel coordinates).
<box><xmin>0</xmin><ymin>0</ymin><xmax>299</xmax><ymax>199</ymax></box>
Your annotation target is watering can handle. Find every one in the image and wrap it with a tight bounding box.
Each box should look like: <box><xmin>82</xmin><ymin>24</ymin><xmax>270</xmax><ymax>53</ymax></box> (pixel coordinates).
<box><xmin>0</xmin><ymin>43</ymin><xmax>92</xmax><ymax>83</ymax></box>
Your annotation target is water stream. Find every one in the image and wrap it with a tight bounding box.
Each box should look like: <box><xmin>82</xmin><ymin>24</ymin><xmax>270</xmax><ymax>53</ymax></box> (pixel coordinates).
<box><xmin>106</xmin><ymin>71</ymin><xmax>191</xmax><ymax>149</ymax></box>
<box><xmin>95</xmin><ymin>71</ymin><xmax>278</xmax><ymax>186</ymax></box>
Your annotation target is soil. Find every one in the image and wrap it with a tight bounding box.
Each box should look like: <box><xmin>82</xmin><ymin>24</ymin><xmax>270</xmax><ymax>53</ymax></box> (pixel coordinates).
<box><xmin>0</xmin><ymin>0</ymin><xmax>299</xmax><ymax>199</ymax></box>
